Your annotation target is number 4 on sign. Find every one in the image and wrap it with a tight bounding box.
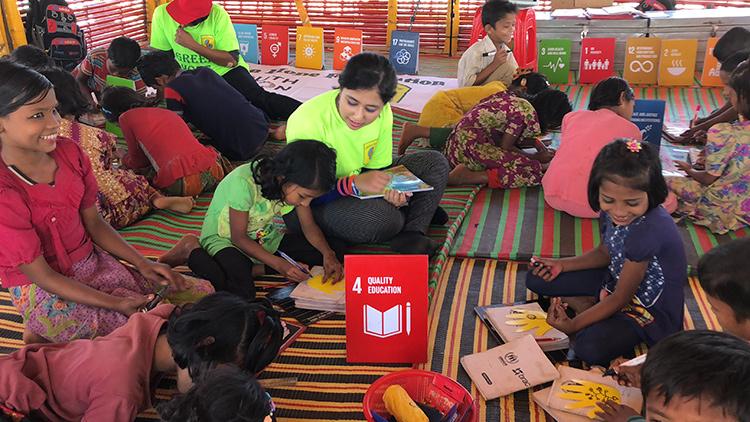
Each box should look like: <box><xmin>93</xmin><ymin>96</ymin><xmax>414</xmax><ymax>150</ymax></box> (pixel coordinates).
<box><xmin>352</xmin><ymin>276</ymin><xmax>362</xmax><ymax>294</ymax></box>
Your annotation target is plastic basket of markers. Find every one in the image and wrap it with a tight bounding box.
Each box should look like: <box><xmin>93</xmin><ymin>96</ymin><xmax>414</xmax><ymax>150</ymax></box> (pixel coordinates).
<box><xmin>363</xmin><ymin>369</ymin><xmax>477</xmax><ymax>422</ymax></box>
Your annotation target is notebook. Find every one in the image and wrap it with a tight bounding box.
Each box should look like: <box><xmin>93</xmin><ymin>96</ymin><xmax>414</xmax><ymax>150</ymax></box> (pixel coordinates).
<box><xmin>289</xmin><ymin>266</ymin><xmax>345</xmax><ymax>313</ymax></box>
<box><xmin>476</xmin><ymin>302</ymin><xmax>569</xmax><ymax>352</ymax></box>
<box><xmin>353</xmin><ymin>165</ymin><xmax>433</xmax><ymax>199</ymax></box>
<box><xmin>532</xmin><ymin>387</ymin><xmax>591</xmax><ymax>422</ymax></box>
<box><xmin>460</xmin><ymin>335</ymin><xmax>559</xmax><ymax>400</ymax></box>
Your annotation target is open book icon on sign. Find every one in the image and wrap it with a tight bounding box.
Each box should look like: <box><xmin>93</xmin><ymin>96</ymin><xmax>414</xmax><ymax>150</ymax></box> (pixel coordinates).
<box><xmin>363</xmin><ymin>303</ymin><xmax>412</xmax><ymax>338</ymax></box>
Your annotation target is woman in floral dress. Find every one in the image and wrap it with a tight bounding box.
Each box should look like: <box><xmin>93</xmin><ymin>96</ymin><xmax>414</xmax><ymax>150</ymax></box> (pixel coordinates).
<box><xmin>667</xmin><ymin>62</ymin><xmax>750</xmax><ymax>234</ymax></box>
<box><xmin>399</xmin><ymin>89</ymin><xmax>571</xmax><ymax>188</ymax></box>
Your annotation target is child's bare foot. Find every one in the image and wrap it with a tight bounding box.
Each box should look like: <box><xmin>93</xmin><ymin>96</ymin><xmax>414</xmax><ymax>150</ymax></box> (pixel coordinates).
<box><xmin>270</xmin><ymin>125</ymin><xmax>286</xmax><ymax>140</ymax></box>
<box><xmin>158</xmin><ymin>234</ymin><xmax>200</xmax><ymax>267</ymax></box>
<box><xmin>23</xmin><ymin>326</ymin><xmax>49</xmax><ymax>345</ymax></box>
<box><xmin>448</xmin><ymin>164</ymin><xmax>488</xmax><ymax>186</ymax></box>
<box><xmin>153</xmin><ymin>195</ymin><xmax>195</xmax><ymax>214</ymax></box>
<box><xmin>398</xmin><ymin>122</ymin><xmax>429</xmax><ymax>155</ymax></box>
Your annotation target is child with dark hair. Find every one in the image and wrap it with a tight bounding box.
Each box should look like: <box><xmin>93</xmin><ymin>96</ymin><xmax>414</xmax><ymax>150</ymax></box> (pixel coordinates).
<box><xmin>284</xmin><ymin>53</ymin><xmax>449</xmax><ymax>255</ymax></box>
<box><xmin>698</xmin><ymin>237</ymin><xmax>750</xmax><ymax>339</ymax></box>
<box><xmin>416</xmin><ymin>71</ymin><xmax>550</xmax><ymax>128</ymax></box>
<box><xmin>0</xmin><ymin>61</ymin><xmax>211</xmax><ymax>344</ymax></box>
<box><xmin>527</xmin><ymin>139</ymin><xmax>687</xmax><ymax>366</ymax></box>
<box><xmin>597</xmin><ymin>330</ymin><xmax>750</xmax><ymax>422</ymax></box>
<box><xmin>158</xmin><ymin>365</ymin><xmax>276</xmax><ymax>422</ymax></box>
<box><xmin>159</xmin><ymin>140</ymin><xmax>346</xmax><ymax>298</ymax></box>
<box><xmin>668</xmin><ymin>61</ymin><xmax>750</xmax><ymax>234</ymax></box>
<box><xmin>37</xmin><ymin>68</ymin><xmax>197</xmax><ymax>228</ymax></box>
<box><xmin>100</xmin><ymin>87</ymin><xmax>226</xmax><ymax>197</ymax></box>
<box><xmin>399</xmin><ymin>88</ymin><xmax>571</xmax><ymax>188</ymax></box>
<box><xmin>544</xmin><ymin>77</ymin><xmax>657</xmax><ymax>218</ymax></box>
<box><xmin>9</xmin><ymin>45</ymin><xmax>53</xmax><ymax>69</ymax></box>
<box><xmin>0</xmin><ymin>292</ymin><xmax>282</xmax><ymax>421</ymax></box>
<box><xmin>608</xmin><ymin>237</ymin><xmax>750</xmax><ymax>391</ymax></box>
<box><xmin>677</xmin><ymin>28</ymin><xmax>749</xmax><ymax>144</ymax></box>
<box><xmin>137</xmin><ymin>50</ymin><xmax>268</xmax><ymax>161</ymax></box>
<box><xmin>458</xmin><ymin>0</ymin><xmax>518</xmax><ymax>87</ymax></box>
<box><xmin>713</xmin><ymin>27</ymin><xmax>750</xmax><ymax>64</ymax></box>
<box><xmin>73</xmin><ymin>36</ymin><xmax>147</xmax><ymax>104</ymax></box>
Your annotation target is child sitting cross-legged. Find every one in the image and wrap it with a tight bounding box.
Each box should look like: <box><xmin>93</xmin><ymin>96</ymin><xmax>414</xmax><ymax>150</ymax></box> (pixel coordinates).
<box><xmin>667</xmin><ymin>61</ymin><xmax>750</xmax><ymax>234</ymax></box>
<box><xmin>527</xmin><ymin>139</ymin><xmax>687</xmax><ymax>367</ymax></box>
<box><xmin>0</xmin><ymin>292</ymin><xmax>283</xmax><ymax>421</ymax></box>
<box><xmin>159</xmin><ymin>140</ymin><xmax>347</xmax><ymax>299</ymax></box>
<box><xmin>596</xmin><ymin>330</ymin><xmax>750</xmax><ymax>422</ymax></box>
<box><xmin>0</xmin><ymin>62</ymin><xmax>212</xmax><ymax>345</ymax></box>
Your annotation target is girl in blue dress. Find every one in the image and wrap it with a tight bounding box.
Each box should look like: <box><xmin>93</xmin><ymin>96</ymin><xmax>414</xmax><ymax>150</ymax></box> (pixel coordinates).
<box><xmin>527</xmin><ymin>139</ymin><xmax>687</xmax><ymax>366</ymax></box>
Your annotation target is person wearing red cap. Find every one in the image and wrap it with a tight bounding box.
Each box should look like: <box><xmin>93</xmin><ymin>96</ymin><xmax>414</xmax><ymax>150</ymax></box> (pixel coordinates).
<box><xmin>150</xmin><ymin>0</ymin><xmax>300</xmax><ymax>121</ymax></box>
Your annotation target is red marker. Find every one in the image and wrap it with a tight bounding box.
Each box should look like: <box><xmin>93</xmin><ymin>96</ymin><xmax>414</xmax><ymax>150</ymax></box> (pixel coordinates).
<box><xmin>691</xmin><ymin>105</ymin><xmax>701</xmax><ymax>127</ymax></box>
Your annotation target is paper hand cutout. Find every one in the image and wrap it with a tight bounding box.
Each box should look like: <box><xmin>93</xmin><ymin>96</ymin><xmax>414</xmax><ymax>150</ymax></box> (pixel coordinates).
<box><xmin>505</xmin><ymin>309</ymin><xmax>554</xmax><ymax>336</ymax></box>
<box><xmin>557</xmin><ymin>380</ymin><xmax>622</xmax><ymax>419</ymax></box>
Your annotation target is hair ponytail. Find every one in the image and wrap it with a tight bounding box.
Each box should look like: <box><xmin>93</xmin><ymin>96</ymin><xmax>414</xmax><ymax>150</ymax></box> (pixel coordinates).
<box><xmin>251</xmin><ymin>140</ymin><xmax>337</xmax><ymax>201</ymax></box>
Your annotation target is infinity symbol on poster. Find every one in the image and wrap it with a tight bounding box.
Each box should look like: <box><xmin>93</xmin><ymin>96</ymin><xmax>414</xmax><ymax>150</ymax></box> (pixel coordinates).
<box><xmin>629</xmin><ymin>60</ymin><xmax>654</xmax><ymax>73</ymax></box>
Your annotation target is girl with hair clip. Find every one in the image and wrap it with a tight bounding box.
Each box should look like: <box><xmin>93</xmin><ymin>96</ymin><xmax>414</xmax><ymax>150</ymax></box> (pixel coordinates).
<box><xmin>100</xmin><ymin>86</ymin><xmax>227</xmax><ymax>197</ymax></box>
<box><xmin>159</xmin><ymin>140</ymin><xmax>347</xmax><ymax>298</ymax></box>
<box><xmin>415</xmin><ymin>71</ymin><xmax>550</xmax><ymax>128</ymax></box>
<box><xmin>667</xmin><ymin>61</ymin><xmax>750</xmax><ymax>234</ymax></box>
<box><xmin>37</xmin><ymin>67</ymin><xmax>196</xmax><ymax>228</ymax></box>
<box><xmin>527</xmin><ymin>139</ymin><xmax>687</xmax><ymax>366</ymax></box>
<box><xmin>0</xmin><ymin>292</ymin><xmax>283</xmax><ymax>421</ymax></box>
<box><xmin>0</xmin><ymin>61</ymin><xmax>212</xmax><ymax>345</ymax></box>
<box><xmin>543</xmin><ymin>77</ymin><xmax>677</xmax><ymax>218</ymax></box>
<box><xmin>158</xmin><ymin>365</ymin><xmax>277</xmax><ymax>422</ymax></box>
<box><xmin>284</xmin><ymin>53</ymin><xmax>450</xmax><ymax>256</ymax></box>
<box><xmin>398</xmin><ymin>88</ymin><xmax>572</xmax><ymax>188</ymax></box>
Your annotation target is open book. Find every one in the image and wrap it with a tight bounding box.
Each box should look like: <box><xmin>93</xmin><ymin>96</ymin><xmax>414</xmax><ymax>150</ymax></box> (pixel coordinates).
<box><xmin>354</xmin><ymin>165</ymin><xmax>433</xmax><ymax>199</ymax></box>
<box><xmin>476</xmin><ymin>302</ymin><xmax>569</xmax><ymax>352</ymax></box>
<box><xmin>289</xmin><ymin>266</ymin><xmax>345</xmax><ymax>313</ymax></box>
<box><xmin>364</xmin><ymin>304</ymin><xmax>403</xmax><ymax>338</ymax></box>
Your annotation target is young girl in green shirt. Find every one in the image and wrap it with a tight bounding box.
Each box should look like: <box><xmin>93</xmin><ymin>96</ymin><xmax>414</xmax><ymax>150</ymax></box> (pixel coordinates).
<box><xmin>159</xmin><ymin>140</ymin><xmax>346</xmax><ymax>298</ymax></box>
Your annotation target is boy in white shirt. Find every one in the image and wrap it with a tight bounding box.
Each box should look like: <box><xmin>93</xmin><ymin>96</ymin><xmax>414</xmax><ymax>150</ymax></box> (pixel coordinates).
<box><xmin>457</xmin><ymin>0</ymin><xmax>519</xmax><ymax>87</ymax></box>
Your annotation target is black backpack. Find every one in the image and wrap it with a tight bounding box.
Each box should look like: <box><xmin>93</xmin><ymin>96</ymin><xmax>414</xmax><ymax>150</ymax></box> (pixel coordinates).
<box><xmin>25</xmin><ymin>0</ymin><xmax>87</xmax><ymax>71</ymax></box>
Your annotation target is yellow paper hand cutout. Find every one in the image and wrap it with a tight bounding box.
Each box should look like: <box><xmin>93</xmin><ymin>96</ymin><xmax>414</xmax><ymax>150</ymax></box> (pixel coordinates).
<box><xmin>307</xmin><ymin>274</ymin><xmax>344</xmax><ymax>294</ymax></box>
<box><xmin>557</xmin><ymin>380</ymin><xmax>622</xmax><ymax>419</ymax></box>
<box><xmin>504</xmin><ymin>309</ymin><xmax>554</xmax><ymax>336</ymax></box>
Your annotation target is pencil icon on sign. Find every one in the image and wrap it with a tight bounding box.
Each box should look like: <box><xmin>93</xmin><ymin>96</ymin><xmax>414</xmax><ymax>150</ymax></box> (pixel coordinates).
<box><xmin>406</xmin><ymin>302</ymin><xmax>412</xmax><ymax>335</ymax></box>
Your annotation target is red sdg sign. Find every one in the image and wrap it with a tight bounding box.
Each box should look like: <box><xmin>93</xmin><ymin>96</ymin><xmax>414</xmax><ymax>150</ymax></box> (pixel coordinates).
<box><xmin>345</xmin><ymin>255</ymin><xmax>428</xmax><ymax>363</ymax></box>
<box><xmin>579</xmin><ymin>38</ymin><xmax>616</xmax><ymax>84</ymax></box>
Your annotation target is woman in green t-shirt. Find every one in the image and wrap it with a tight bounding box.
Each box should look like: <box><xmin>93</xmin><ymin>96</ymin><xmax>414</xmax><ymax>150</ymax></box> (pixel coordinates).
<box><xmin>149</xmin><ymin>0</ymin><xmax>300</xmax><ymax>120</ymax></box>
<box><xmin>159</xmin><ymin>141</ymin><xmax>346</xmax><ymax>298</ymax></box>
<box><xmin>284</xmin><ymin>53</ymin><xmax>450</xmax><ymax>256</ymax></box>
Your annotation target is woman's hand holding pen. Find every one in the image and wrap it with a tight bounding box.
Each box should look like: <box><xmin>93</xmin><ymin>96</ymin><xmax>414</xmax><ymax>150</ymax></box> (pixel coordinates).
<box><xmin>273</xmin><ymin>257</ymin><xmax>309</xmax><ymax>282</ymax></box>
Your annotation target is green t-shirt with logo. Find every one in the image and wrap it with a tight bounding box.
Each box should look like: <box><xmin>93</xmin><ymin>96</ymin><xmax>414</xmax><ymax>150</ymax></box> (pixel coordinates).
<box><xmin>199</xmin><ymin>163</ymin><xmax>292</xmax><ymax>259</ymax></box>
<box><xmin>150</xmin><ymin>3</ymin><xmax>248</xmax><ymax>76</ymax></box>
<box><xmin>285</xmin><ymin>89</ymin><xmax>393</xmax><ymax>178</ymax></box>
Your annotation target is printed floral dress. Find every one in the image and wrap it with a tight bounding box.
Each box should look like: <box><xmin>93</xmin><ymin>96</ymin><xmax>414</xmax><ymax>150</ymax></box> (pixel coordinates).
<box><xmin>667</xmin><ymin>120</ymin><xmax>750</xmax><ymax>234</ymax></box>
<box><xmin>444</xmin><ymin>91</ymin><xmax>543</xmax><ymax>188</ymax></box>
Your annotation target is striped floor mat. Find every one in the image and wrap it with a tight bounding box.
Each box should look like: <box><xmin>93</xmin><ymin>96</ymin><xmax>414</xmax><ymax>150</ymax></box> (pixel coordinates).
<box><xmin>450</xmin><ymin>186</ymin><xmax>749</xmax><ymax>270</ymax></box>
<box><xmin>417</xmin><ymin>257</ymin><xmax>721</xmax><ymax>422</ymax></box>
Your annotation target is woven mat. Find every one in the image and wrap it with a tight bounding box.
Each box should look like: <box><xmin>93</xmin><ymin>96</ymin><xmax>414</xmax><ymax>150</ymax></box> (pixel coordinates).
<box><xmin>417</xmin><ymin>257</ymin><xmax>720</xmax><ymax>422</ymax></box>
<box><xmin>449</xmin><ymin>186</ymin><xmax>749</xmax><ymax>272</ymax></box>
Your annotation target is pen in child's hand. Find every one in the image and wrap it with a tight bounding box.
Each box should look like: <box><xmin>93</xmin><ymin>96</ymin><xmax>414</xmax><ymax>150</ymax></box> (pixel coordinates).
<box><xmin>691</xmin><ymin>105</ymin><xmax>701</xmax><ymax>127</ymax></box>
<box><xmin>482</xmin><ymin>47</ymin><xmax>513</xmax><ymax>57</ymax></box>
<box><xmin>278</xmin><ymin>251</ymin><xmax>312</xmax><ymax>277</ymax></box>
<box><xmin>602</xmin><ymin>353</ymin><xmax>648</xmax><ymax>377</ymax></box>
